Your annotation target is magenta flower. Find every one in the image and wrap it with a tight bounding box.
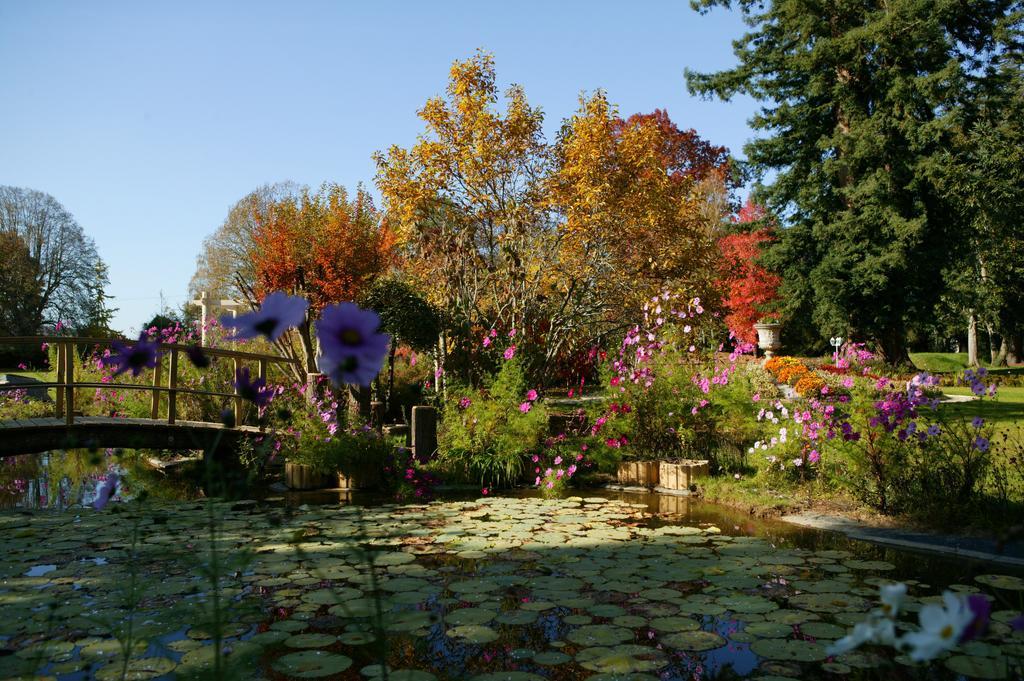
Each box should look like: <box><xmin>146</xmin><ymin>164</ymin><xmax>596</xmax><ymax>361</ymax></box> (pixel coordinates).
<box><xmin>519</xmin><ymin>401</ymin><xmax>532</xmax><ymax>413</ymax></box>
<box><xmin>482</xmin><ymin>336</ymin><xmax>492</xmax><ymax>347</ymax></box>
<box><xmin>316</xmin><ymin>302</ymin><xmax>390</xmax><ymax>387</ymax></box>
<box><xmin>526</xmin><ymin>389</ymin><xmax>538</xmax><ymax>401</ymax></box>
<box><xmin>504</xmin><ymin>345</ymin><xmax>516</xmax><ymax>360</ymax></box>
<box><xmin>233</xmin><ymin>368</ymin><xmax>274</xmax><ymax>408</ymax></box>
<box><xmin>221</xmin><ymin>292</ymin><xmax>308</xmax><ymax>342</ymax></box>
<box><xmin>458</xmin><ymin>397</ymin><xmax>472</xmax><ymax>410</ymax></box>
<box><xmin>101</xmin><ymin>334</ymin><xmax>161</xmax><ymax>377</ymax></box>
<box><xmin>94</xmin><ymin>473</ymin><xmax>119</xmax><ymax>510</ymax></box>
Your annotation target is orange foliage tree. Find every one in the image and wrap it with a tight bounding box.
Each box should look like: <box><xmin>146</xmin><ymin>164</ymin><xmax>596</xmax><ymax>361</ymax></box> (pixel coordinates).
<box><xmin>251</xmin><ymin>183</ymin><xmax>396</xmax><ymax>373</ymax></box>
<box><xmin>548</xmin><ymin>93</ymin><xmax>734</xmax><ymax>317</ymax></box>
<box><xmin>717</xmin><ymin>199</ymin><xmax>781</xmax><ymax>344</ymax></box>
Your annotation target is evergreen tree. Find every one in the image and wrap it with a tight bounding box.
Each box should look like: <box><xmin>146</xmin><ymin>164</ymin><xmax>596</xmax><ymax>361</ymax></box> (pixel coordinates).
<box><xmin>687</xmin><ymin>0</ymin><xmax>1016</xmax><ymax>364</ymax></box>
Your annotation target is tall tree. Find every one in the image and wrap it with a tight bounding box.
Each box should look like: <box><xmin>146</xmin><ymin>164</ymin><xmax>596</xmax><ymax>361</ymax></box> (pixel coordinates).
<box><xmin>0</xmin><ymin>186</ymin><xmax>106</xmax><ymax>331</ymax></box>
<box><xmin>687</xmin><ymin>0</ymin><xmax>1014</xmax><ymax>364</ymax></box>
<box><xmin>0</xmin><ymin>231</ymin><xmax>43</xmax><ymax>336</ymax></box>
<box><xmin>937</xmin><ymin>11</ymin><xmax>1024</xmax><ymax>365</ymax></box>
<box><xmin>717</xmin><ymin>199</ymin><xmax>781</xmax><ymax>344</ymax></box>
<box><xmin>251</xmin><ymin>183</ymin><xmax>396</xmax><ymax>375</ymax></box>
<box><xmin>189</xmin><ymin>181</ymin><xmax>302</xmax><ymax>302</ymax></box>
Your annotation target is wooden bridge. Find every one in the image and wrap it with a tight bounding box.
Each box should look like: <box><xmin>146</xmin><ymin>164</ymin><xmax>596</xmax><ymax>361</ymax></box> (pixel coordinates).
<box><xmin>0</xmin><ymin>336</ymin><xmax>299</xmax><ymax>456</ymax></box>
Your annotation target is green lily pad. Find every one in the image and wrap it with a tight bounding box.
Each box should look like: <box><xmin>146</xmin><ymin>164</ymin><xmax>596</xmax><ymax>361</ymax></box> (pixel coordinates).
<box><xmin>447</xmin><ymin>624</ymin><xmax>499</xmax><ymax>644</ymax></box>
<box><xmin>576</xmin><ymin>644</ymin><xmax>667</xmax><ymax>673</ymax></box>
<box><xmin>976</xmin><ymin>574</ymin><xmax>1024</xmax><ymax>591</ymax></box>
<box><xmin>751</xmin><ymin>639</ymin><xmax>828</xmax><ymax>662</ymax></box>
<box><xmin>660</xmin><ymin>630</ymin><xmax>726</xmax><ymax>651</ymax></box>
<box><xmin>272</xmin><ymin>651</ymin><xmax>354</xmax><ymax>678</ymax></box>
<box><xmin>568</xmin><ymin>625</ymin><xmax>634</xmax><ymax>646</ymax></box>
<box><xmin>285</xmin><ymin>633</ymin><xmax>338</xmax><ymax>648</ymax></box>
<box><xmin>94</xmin><ymin>657</ymin><xmax>176</xmax><ymax>680</ymax></box>
<box><xmin>533</xmin><ymin>651</ymin><xmax>572</xmax><ymax>665</ymax></box>
<box><xmin>945</xmin><ymin>655</ymin><xmax>1009</xmax><ymax>679</ymax></box>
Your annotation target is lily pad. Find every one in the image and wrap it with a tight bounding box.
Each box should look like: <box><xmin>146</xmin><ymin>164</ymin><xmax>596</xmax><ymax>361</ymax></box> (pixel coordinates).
<box><xmin>272</xmin><ymin>651</ymin><xmax>354</xmax><ymax>678</ymax></box>
<box><xmin>660</xmin><ymin>630</ymin><xmax>727</xmax><ymax>651</ymax></box>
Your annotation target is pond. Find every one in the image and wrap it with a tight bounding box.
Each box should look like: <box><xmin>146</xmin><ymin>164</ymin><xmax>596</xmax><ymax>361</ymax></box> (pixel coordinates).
<box><xmin>1</xmin><ymin>452</ymin><xmax>1022</xmax><ymax>680</ymax></box>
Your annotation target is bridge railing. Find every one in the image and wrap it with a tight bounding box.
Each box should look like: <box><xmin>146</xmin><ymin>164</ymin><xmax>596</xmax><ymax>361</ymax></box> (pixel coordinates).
<box><xmin>0</xmin><ymin>336</ymin><xmax>300</xmax><ymax>427</ymax></box>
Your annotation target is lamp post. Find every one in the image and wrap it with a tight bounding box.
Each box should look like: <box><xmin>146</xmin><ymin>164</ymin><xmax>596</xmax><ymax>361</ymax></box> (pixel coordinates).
<box><xmin>830</xmin><ymin>336</ymin><xmax>844</xmax><ymax>366</ymax></box>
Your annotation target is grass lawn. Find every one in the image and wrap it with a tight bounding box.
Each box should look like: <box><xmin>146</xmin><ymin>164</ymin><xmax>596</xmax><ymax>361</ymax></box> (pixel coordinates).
<box><xmin>911</xmin><ymin>351</ymin><xmax>1024</xmax><ymax>375</ymax></box>
<box><xmin>942</xmin><ymin>385</ymin><xmax>1024</xmax><ymax>433</ymax></box>
<box><xmin>0</xmin><ymin>369</ymin><xmax>53</xmax><ymax>382</ymax></box>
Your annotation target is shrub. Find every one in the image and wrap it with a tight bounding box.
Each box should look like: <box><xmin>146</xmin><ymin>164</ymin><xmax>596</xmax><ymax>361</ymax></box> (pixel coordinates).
<box><xmin>437</xmin><ymin>357</ymin><xmax>547</xmax><ymax>488</ymax></box>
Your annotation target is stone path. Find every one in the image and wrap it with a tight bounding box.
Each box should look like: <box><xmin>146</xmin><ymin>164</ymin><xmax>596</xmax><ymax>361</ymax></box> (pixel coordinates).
<box><xmin>781</xmin><ymin>511</ymin><xmax>1024</xmax><ymax>567</ymax></box>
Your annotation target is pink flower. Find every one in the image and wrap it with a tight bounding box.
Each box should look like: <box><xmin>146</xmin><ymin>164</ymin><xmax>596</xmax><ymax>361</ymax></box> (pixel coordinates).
<box><xmin>553</xmin><ymin>456</ymin><xmax>563</xmax><ymax>465</ymax></box>
<box><xmin>489</xmin><ymin>328</ymin><xmax>498</xmax><ymax>338</ymax></box>
<box><xmin>519</xmin><ymin>402</ymin><xmax>532</xmax><ymax>413</ymax></box>
<box><xmin>842</xmin><ymin>377</ymin><xmax>855</xmax><ymax>389</ymax></box>
<box><xmin>546</xmin><ymin>481</ymin><xmax>554</xmax><ymax>489</ymax></box>
<box><xmin>752</xmin><ymin>393</ymin><xmax>761</xmax><ymax>402</ymax></box>
<box><xmin>535</xmin><ymin>476</ymin><xmax>541</xmax><ymax>486</ymax></box>
<box><xmin>504</xmin><ymin>345</ymin><xmax>516</xmax><ymax>360</ymax></box>
<box><xmin>509</xmin><ymin>328</ymin><xmax>517</xmax><ymax>338</ymax></box>
<box><xmin>531</xmin><ymin>454</ymin><xmax>539</xmax><ymax>463</ymax></box>
<box><xmin>526</xmin><ymin>389</ymin><xmax>538</xmax><ymax>401</ymax></box>
<box><xmin>482</xmin><ymin>336</ymin><xmax>492</xmax><ymax>347</ymax></box>
<box><xmin>808</xmin><ymin>450</ymin><xmax>820</xmax><ymax>464</ymax></box>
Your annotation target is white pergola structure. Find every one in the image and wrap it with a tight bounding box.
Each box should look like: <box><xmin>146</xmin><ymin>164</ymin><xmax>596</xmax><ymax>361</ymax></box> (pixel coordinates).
<box><xmin>189</xmin><ymin>292</ymin><xmax>249</xmax><ymax>344</ymax></box>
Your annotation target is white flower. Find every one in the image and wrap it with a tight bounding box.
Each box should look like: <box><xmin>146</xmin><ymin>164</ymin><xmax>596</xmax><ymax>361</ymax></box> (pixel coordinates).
<box><xmin>781</xmin><ymin>406</ymin><xmax>789</xmax><ymax>418</ymax></box>
<box><xmin>878</xmin><ymin>583</ymin><xmax>907</xmax><ymax>618</ymax></box>
<box><xmin>827</xmin><ymin>621</ymin><xmax>878</xmax><ymax>656</ymax></box>
<box><xmin>827</xmin><ymin>616</ymin><xmax>897</xmax><ymax>657</ymax></box>
<box><xmin>900</xmin><ymin>592</ymin><xmax>973</xmax><ymax>662</ymax></box>
<box><xmin>779</xmin><ymin>427</ymin><xmax>788</xmax><ymax>443</ymax></box>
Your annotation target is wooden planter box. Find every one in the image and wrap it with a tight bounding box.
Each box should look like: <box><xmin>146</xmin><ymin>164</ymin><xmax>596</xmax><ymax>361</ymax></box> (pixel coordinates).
<box><xmin>284</xmin><ymin>462</ymin><xmax>333</xmax><ymax>490</ymax></box>
<box><xmin>658</xmin><ymin>460</ymin><xmax>709</xmax><ymax>491</ymax></box>
<box><xmin>337</xmin><ymin>464</ymin><xmax>382</xmax><ymax>490</ymax></box>
<box><xmin>616</xmin><ymin>461</ymin><xmax>660</xmax><ymax>488</ymax></box>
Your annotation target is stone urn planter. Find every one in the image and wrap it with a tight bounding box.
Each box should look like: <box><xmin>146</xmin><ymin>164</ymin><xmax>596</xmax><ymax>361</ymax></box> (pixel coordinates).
<box><xmin>753</xmin><ymin>322</ymin><xmax>783</xmax><ymax>359</ymax></box>
<box><xmin>616</xmin><ymin>461</ymin><xmax>660</xmax><ymax>488</ymax></box>
<box><xmin>657</xmin><ymin>460</ymin><xmax>709</xmax><ymax>492</ymax></box>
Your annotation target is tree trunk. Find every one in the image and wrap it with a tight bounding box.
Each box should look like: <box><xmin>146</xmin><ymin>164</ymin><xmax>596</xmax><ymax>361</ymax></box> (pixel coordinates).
<box><xmin>986</xmin><ymin>323</ymin><xmax>999</xmax><ymax>365</ymax></box>
<box><xmin>994</xmin><ymin>337</ymin><xmax>1009</xmax><ymax>367</ymax></box>
<box><xmin>877</xmin><ymin>329</ymin><xmax>912</xmax><ymax>369</ymax></box>
<box><xmin>1007</xmin><ymin>331</ymin><xmax>1022</xmax><ymax>366</ymax></box>
<box><xmin>967</xmin><ymin>312</ymin><xmax>979</xmax><ymax>367</ymax></box>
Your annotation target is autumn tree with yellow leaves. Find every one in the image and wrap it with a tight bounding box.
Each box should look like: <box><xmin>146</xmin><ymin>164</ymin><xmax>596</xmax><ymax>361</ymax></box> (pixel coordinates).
<box><xmin>375</xmin><ymin>51</ymin><xmax>734</xmax><ymax>384</ymax></box>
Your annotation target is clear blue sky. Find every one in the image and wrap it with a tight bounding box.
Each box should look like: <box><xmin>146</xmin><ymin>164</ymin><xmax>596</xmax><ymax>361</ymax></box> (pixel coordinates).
<box><xmin>0</xmin><ymin>1</ymin><xmax>758</xmax><ymax>335</ymax></box>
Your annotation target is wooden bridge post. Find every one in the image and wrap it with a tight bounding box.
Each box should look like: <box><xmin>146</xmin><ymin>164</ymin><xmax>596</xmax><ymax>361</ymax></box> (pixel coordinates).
<box><xmin>64</xmin><ymin>342</ymin><xmax>75</xmax><ymax>426</ymax></box>
<box><xmin>411</xmin><ymin>405</ymin><xmax>437</xmax><ymax>461</ymax></box>
<box><xmin>167</xmin><ymin>348</ymin><xmax>178</xmax><ymax>425</ymax></box>
<box><xmin>54</xmin><ymin>342</ymin><xmax>65</xmax><ymax>417</ymax></box>
<box><xmin>232</xmin><ymin>357</ymin><xmax>243</xmax><ymax>427</ymax></box>
<box><xmin>150</xmin><ymin>355</ymin><xmax>163</xmax><ymax>420</ymax></box>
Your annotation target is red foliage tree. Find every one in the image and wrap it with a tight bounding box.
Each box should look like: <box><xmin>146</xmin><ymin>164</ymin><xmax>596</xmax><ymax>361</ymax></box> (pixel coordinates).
<box><xmin>250</xmin><ymin>183</ymin><xmax>396</xmax><ymax>373</ymax></box>
<box><xmin>613</xmin><ymin>109</ymin><xmax>732</xmax><ymax>184</ymax></box>
<box><xmin>718</xmin><ymin>198</ymin><xmax>781</xmax><ymax>344</ymax></box>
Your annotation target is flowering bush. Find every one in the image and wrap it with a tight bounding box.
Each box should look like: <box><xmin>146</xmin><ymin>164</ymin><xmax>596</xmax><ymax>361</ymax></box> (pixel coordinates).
<box><xmin>438</xmin><ymin>357</ymin><xmax>548</xmax><ymax>488</ymax></box>
<box><xmin>833</xmin><ymin>370</ymin><xmax>999</xmax><ymax>514</ymax></box>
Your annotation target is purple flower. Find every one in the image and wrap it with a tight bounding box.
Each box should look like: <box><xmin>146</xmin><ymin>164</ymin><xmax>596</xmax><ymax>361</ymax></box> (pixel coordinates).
<box><xmin>101</xmin><ymin>334</ymin><xmax>161</xmax><ymax>377</ymax></box>
<box><xmin>221</xmin><ymin>292</ymin><xmax>308</xmax><ymax>342</ymax></box>
<box><xmin>974</xmin><ymin>436</ymin><xmax>990</xmax><ymax>452</ymax></box>
<box><xmin>233</xmin><ymin>368</ymin><xmax>274</xmax><ymax>408</ymax></box>
<box><xmin>960</xmin><ymin>594</ymin><xmax>991</xmax><ymax>642</ymax></box>
<box><xmin>315</xmin><ymin>302</ymin><xmax>389</xmax><ymax>388</ymax></box>
<box><xmin>927</xmin><ymin>424</ymin><xmax>941</xmax><ymax>437</ymax></box>
<box><xmin>458</xmin><ymin>397</ymin><xmax>472</xmax><ymax>410</ymax></box>
<box><xmin>94</xmin><ymin>473</ymin><xmax>119</xmax><ymax>510</ymax></box>
<box><xmin>186</xmin><ymin>345</ymin><xmax>210</xmax><ymax>369</ymax></box>
<box><xmin>971</xmin><ymin>416</ymin><xmax>985</xmax><ymax>429</ymax></box>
